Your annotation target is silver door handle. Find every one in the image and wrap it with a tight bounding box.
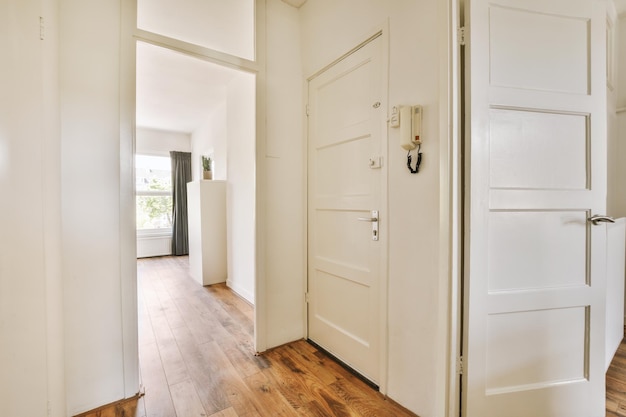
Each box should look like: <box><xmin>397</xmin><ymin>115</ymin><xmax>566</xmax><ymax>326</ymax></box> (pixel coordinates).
<box><xmin>588</xmin><ymin>215</ymin><xmax>616</xmax><ymax>225</ymax></box>
<box><xmin>357</xmin><ymin>217</ymin><xmax>378</xmax><ymax>222</ymax></box>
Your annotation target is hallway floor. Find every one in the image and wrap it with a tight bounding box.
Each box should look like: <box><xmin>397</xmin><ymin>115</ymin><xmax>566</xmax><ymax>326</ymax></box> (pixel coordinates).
<box><xmin>607</xmin><ymin>335</ymin><xmax>626</xmax><ymax>416</ymax></box>
<box><xmin>135</xmin><ymin>256</ymin><xmax>416</xmax><ymax>417</ymax></box>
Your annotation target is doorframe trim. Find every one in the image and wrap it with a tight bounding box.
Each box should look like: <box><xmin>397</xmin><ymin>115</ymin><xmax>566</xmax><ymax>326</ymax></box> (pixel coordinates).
<box><xmin>121</xmin><ymin>0</ymin><xmax>267</xmax><ymax>356</ymax></box>
<box><xmin>120</xmin><ymin>0</ymin><xmax>139</xmax><ymax>398</ymax></box>
<box><xmin>304</xmin><ymin>23</ymin><xmax>391</xmax><ymax>395</ymax></box>
<box><xmin>440</xmin><ymin>0</ymin><xmax>463</xmax><ymax>415</ymax></box>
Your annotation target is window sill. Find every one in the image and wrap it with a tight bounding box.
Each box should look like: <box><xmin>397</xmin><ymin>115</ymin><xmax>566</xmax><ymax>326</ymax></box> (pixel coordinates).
<box><xmin>137</xmin><ymin>229</ymin><xmax>172</xmax><ymax>239</ymax></box>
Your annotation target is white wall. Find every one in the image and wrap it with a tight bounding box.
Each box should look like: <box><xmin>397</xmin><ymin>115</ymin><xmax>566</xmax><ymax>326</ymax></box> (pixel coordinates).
<box><xmin>298</xmin><ymin>1</ymin><xmax>446</xmax><ymax>415</ymax></box>
<box><xmin>263</xmin><ymin>0</ymin><xmax>306</xmax><ymax>348</ymax></box>
<box><xmin>60</xmin><ymin>0</ymin><xmax>137</xmax><ymax>414</ymax></box>
<box><xmin>1</xmin><ymin>1</ymin><xmax>138</xmax><ymax>415</ymax></box>
<box><xmin>137</xmin><ymin>0</ymin><xmax>254</xmax><ymax>60</ymax></box>
<box><xmin>0</xmin><ymin>1</ymin><xmax>64</xmax><ymax>416</ymax></box>
<box><xmin>611</xmin><ymin>13</ymin><xmax>626</xmax><ymax>218</ymax></box>
<box><xmin>136</xmin><ymin>127</ymin><xmax>191</xmax><ymax>156</ymax></box>
<box><xmin>226</xmin><ymin>73</ymin><xmax>256</xmax><ymax>303</ymax></box>
<box><xmin>619</xmin><ymin>13</ymin><xmax>626</xmax><ymax>109</ymax></box>
<box><xmin>191</xmin><ymin>104</ymin><xmax>228</xmax><ymax>181</ymax></box>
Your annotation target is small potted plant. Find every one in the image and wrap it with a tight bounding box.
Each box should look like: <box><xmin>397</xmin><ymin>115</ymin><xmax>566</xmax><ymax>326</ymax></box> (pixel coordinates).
<box><xmin>202</xmin><ymin>155</ymin><xmax>212</xmax><ymax>180</ymax></box>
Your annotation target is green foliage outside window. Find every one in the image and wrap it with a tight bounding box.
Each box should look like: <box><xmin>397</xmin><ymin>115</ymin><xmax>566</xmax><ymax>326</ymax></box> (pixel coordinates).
<box><xmin>136</xmin><ymin>155</ymin><xmax>173</xmax><ymax>231</ymax></box>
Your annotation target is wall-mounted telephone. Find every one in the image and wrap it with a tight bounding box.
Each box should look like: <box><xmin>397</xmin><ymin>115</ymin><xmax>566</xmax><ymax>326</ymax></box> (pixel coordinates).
<box><xmin>399</xmin><ymin>105</ymin><xmax>422</xmax><ymax>150</ymax></box>
<box><xmin>391</xmin><ymin>105</ymin><xmax>423</xmax><ymax>173</ymax></box>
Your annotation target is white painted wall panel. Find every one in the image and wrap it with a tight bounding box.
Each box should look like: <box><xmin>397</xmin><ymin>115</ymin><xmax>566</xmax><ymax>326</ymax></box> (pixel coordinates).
<box><xmin>606</xmin><ymin>218</ymin><xmax>626</xmax><ymax>371</ymax></box>
<box><xmin>613</xmin><ymin>113</ymin><xmax>626</xmax><ymax>218</ymax></box>
<box><xmin>226</xmin><ymin>73</ymin><xmax>256</xmax><ymax>303</ymax></box>
<box><xmin>618</xmin><ymin>15</ymin><xmax>626</xmax><ymax>108</ymax></box>
<box><xmin>191</xmin><ymin>104</ymin><xmax>227</xmax><ymax>181</ymax></box>
<box><xmin>263</xmin><ymin>0</ymin><xmax>306</xmax><ymax>348</ymax></box>
<box><xmin>0</xmin><ymin>1</ymin><xmax>63</xmax><ymax>416</ymax></box>
<box><xmin>610</xmin><ymin>17</ymin><xmax>626</xmax><ymax>220</ymax></box>
<box><xmin>60</xmin><ymin>0</ymin><xmax>135</xmax><ymax>414</ymax></box>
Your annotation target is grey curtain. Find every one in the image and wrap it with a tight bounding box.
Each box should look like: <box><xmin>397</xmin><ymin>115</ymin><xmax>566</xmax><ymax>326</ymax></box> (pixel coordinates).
<box><xmin>170</xmin><ymin>151</ymin><xmax>192</xmax><ymax>255</ymax></box>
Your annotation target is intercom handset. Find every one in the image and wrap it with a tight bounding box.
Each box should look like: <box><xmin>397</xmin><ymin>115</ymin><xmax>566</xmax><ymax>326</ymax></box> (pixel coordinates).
<box><xmin>390</xmin><ymin>105</ymin><xmax>423</xmax><ymax>173</ymax></box>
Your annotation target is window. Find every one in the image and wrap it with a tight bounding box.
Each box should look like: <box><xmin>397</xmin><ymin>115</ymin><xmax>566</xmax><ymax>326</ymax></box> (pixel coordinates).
<box><xmin>136</xmin><ymin>155</ymin><xmax>172</xmax><ymax>234</ymax></box>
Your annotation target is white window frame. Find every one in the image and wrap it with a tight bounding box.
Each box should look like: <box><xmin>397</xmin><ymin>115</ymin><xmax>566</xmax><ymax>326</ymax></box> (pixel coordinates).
<box><xmin>135</xmin><ymin>154</ymin><xmax>173</xmax><ymax>238</ymax></box>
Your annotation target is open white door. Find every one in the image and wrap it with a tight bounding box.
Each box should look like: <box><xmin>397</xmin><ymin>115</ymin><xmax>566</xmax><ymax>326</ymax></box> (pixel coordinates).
<box><xmin>307</xmin><ymin>35</ymin><xmax>386</xmax><ymax>385</ymax></box>
<box><xmin>463</xmin><ymin>1</ymin><xmax>608</xmax><ymax>416</ymax></box>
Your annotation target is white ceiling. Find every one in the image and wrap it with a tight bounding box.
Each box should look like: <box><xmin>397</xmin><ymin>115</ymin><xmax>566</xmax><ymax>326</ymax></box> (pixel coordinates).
<box><xmin>136</xmin><ymin>42</ymin><xmax>241</xmax><ymax>133</ymax></box>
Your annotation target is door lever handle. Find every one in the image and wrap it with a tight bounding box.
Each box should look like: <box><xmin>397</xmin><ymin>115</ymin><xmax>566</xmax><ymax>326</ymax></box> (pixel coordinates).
<box><xmin>588</xmin><ymin>215</ymin><xmax>615</xmax><ymax>225</ymax></box>
<box><xmin>357</xmin><ymin>217</ymin><xmax>378</xmax><ymax>222</ymax></box>
<box><xmin>357</xmin><ymin>210</ymin><xmax>379</xmax><ymax>241</ymax></box>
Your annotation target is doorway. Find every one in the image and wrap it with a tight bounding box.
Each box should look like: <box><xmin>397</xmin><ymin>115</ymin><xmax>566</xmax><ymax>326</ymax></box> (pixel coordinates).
<box><xmin>134</xmin><ymin>41</ymin><xmax>257</xmax><ymax>306</ymax></box>
<box><xmin>127</xmin><ymin>0</ymin><xmax>261</xmax><ymax>394</ymax></box>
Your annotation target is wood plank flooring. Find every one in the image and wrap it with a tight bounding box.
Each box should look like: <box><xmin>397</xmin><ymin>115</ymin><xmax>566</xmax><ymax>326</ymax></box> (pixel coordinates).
<box><xmin>607</xmin><ymin>336</ymin><xmax>626</xmax><ymax>416</ymax></box>
<box><xmin>136</xmin><ymin>256</ymin><xmax>417</xmax><ymax>417</ymax></box>
<box><xmin>76</xmin><ymin>255</ymin><xmax>626</xmax><ymax>416</ymax></box>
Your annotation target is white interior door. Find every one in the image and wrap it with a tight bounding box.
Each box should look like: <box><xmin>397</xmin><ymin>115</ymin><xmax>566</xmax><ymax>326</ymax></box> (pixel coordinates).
<box><xmin>463</xmin><ymin>1</ymin><xmax>608</xmax><ymax>416</ymax></box>
<box><xmin>307</xmin><ymin>35</ymin><xmax>385</xmax><ymax>384</ymax></box>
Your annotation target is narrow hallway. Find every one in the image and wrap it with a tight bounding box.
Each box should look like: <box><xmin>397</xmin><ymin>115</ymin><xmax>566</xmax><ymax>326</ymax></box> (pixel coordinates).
<box><xmin>136</xmin><ymin>256</ymin><xmax>416</xmax><ymax>417</ymax></box>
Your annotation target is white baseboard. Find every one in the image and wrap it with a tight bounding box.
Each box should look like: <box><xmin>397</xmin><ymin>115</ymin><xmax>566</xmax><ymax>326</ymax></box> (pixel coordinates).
<box><xmin>226</xmin><ymin>279</ymin><xmax>255</xmax><ymax>305</ymax></box>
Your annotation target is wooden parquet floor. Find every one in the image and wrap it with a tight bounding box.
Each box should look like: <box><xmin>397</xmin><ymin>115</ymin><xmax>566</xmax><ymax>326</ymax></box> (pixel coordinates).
<box><xmin>134</xmin><ymin>256</ymin><xmax>417</xmax><ymax>417</ymax></box>
<box><xmin>607</xmin><ymin>337</ymin><xmax>626</xmax><ymax>416</ymax></box>
<box><xmin>77</xmin><ymin>255</ymin><xmax>626</xmax><ymax>417</ymax></box>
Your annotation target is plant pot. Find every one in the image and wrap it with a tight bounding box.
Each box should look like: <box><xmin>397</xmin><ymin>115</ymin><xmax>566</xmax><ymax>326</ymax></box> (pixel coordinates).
<box><xmin>203</xmin><ymin>170</ymin><xmax>213</xmax><ymax>180</ymax></box>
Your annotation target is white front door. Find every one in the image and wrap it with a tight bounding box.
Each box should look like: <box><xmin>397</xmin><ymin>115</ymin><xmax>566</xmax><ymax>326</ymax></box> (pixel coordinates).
<box><xmin>464</xmin><ymin>0</ymin><xmax>608</xmax><ymax>416</ymax></box>
<box><xmin>307</xmin><ymin>35</ymin><xmax>386</xmax><ymax>384</ymax></box>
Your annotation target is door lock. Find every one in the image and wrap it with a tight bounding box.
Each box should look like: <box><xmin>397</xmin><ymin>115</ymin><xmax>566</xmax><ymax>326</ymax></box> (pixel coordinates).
<box><xmin>357</xmin><ymin>210</ymin><xmax>379</xmax><ymax>241</ymax></box>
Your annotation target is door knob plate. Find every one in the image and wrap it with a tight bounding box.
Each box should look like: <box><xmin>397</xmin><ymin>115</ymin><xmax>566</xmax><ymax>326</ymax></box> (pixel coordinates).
<box><xmin>357</xmin><ymin>210</ymin><xmax>379</xmax><ymax>241</ymax></box>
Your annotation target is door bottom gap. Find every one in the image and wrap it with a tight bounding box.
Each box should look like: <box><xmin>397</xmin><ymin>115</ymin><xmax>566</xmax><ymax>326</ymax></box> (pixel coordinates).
<box><xmin>306</xmin><ymin>339</ymin><xmax>379</xmax><ymax>391</ymax></box>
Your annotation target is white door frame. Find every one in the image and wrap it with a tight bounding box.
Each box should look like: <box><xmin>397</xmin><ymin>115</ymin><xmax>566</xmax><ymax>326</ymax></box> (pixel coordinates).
<box><xmin>443</xmin><ymin>0</ymin><xmax>464</xmax><ymax>415</ymax></box>
<box><xmin>305</xmin><ymin>26</ymin><xmax>390</xmax><ymax>394</ymax></box>
<box><xmin>120</xmin><ymin>0</ymin><xmax>267</xmax><ymax>368</ymax></box>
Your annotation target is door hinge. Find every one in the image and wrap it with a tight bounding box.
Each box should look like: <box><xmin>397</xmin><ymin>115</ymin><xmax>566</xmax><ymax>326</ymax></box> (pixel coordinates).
<box><xmin>457</xmin><ymin>26</ymin><xmax>467</xmax><ymax>46</ymax></box>
<box><xmin>305</xmin><ymin>292</ymin><xmax>310</xmax><ymax>303</ymax></box>
<box><xmin>306</xmin><ymin>104</ymin><xmax>310</xmax><ymax>117</ymax></box>
<box><xmin>457</xmin><ymin>356</ymin><xmax>464</xmax><ymax>375</ymax></box>
<box><xmin>40</xmin><ymin>16</ymin><xmax>45</xmax><ymax>40</ymax></box>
